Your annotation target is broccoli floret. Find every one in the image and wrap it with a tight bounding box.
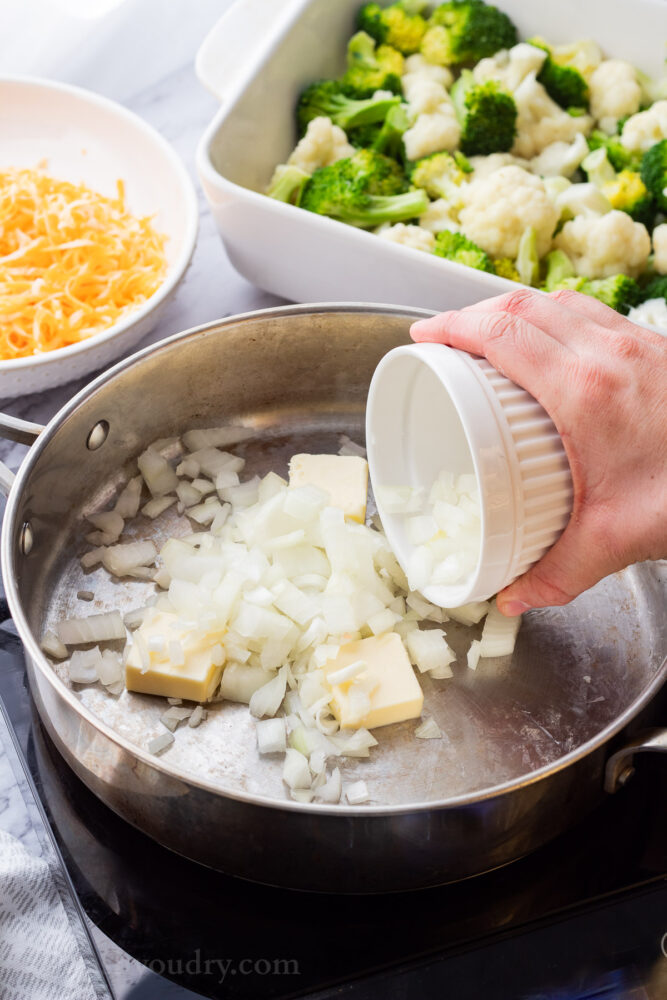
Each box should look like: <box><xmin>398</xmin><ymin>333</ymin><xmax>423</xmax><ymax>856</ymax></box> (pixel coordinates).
<box><xmin>297</xmin><ymin>80</ymin><xmax>400</xmax><ymax>135</ymax></box>
<box><xmin>342</xmin><ymin>31</ymin><xmax>404</xmax><ymax>96</ymax></box>
<box><xmin>408</xmin><ymin>150</ymin><xmax>471</xmax><ymax>199</ymax></box>
<box><xmin>300</xmin><ymin>149</ymin><xmax>429</xmax><ymax>227</ymax></box>
<box><xmin>543</xmin><ymin>249</ymin><xmax>576</xmax><ymax>291</ymax></box>
<box><xmin>588</xmin><ymin>130</ymin><xmax>642</xmax><ymax>173</ymax></box>
<box><xmin>433</xmin><ymin>230</ymin><xmax>495</xmax><ymax>271</ymax></box>
<box><xmin>640</xmin><ymin>275</ymin><xmax>667</xmax><ymax>303</ymax></box>
<box><xmin>358</xmin><ymin>2</ymin><xmax>428</xmax><ymax>55</ymax></box>
<box><xmin>450</xmin><ymin>70</ymin><xmax>517</xmax><ymax>156</ymax></box>
<box><xmin>493</xmin><ymin>257</ymin><xmax>520</xmax><ymax>281</ymax></box>
<box><xmin>548</xmin><ymin>274</ymin><xmax>641</xmax><ymax>314</ymax></box>
<box><xmin>349</xmin><ymin>104</ymin><xmax>411</xmax><ymax>159</ymax></box>
<box><xmin>421</xmin><ymin>0</ymin><xmax>517</xmax><ymax>66</ymax></box>
<box><xmin>582</xmin><ymin>148</ymin><xmax>654</xmax><ymax>226</ymax></box>
<box><xmin>528</xmin><ymin>38</ymin><xmax>589</xmax><ymax>110</ymax></box>
<box><xmin>640</xmin><ymin>139</ymin><xmax>667</xmax><ymax>213</ymax></box>
<box><xmin>266</xmin><ymin>165</ymin><xmax>311</xmax><ymax>205</ymax></box>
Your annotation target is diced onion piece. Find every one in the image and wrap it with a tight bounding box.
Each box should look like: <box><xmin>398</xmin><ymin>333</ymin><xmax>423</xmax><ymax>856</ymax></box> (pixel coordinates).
<box><xmin>123</xmin><ymin>606</ymin><xmax>149</xmax><ymax>630</ymax></box>
<box><xmin>80</xmin><ymin>546</ymin><xmax>107</xmax><ymax>569</ymax></box>
<box><xmin>327</xmin><ymin>659</ymin><xmax>367</xmax><ymax>687</ymax></box>
<box><xmin>330</xmin><ymin>728</ymin><xmax>378</xmax><ymax>758</ymax></box>
<box><xmin>68</xmin><ymin>647</ymin><xmax>103</xmax><ymax>684</ymax></box>
<box><xmin>87</xmin><ymin>510</ymin><xmax>124</xmax><ymax>540</ymax></box>
<box><xmin>114</xmin><ymin>475</ymin><xmax>144</xmax><ymax>518</ymax></box>
<box><xmin>101</xmin><ymin>540</ymin><xmax>157</xmax><ymax>578</ymax></box>
<box><xmin>367</xmin><ymin>608</ymin><xmax>400</xmax><ymax>635</ymax></box>
<box><xmin>478</xmin><ymin>601</ymin><xmax>522</xmax><ymax>658</ymax></box>
<box><xmin>147</xmin><ymin>731</ymin><xmax>174</xmax><ymax>755</ymax></box>
<box><xmin>191</xmin><ymin>478</ymin><xmax>215</xmax><ymax>496</ymax></box>
<box><xmin>376</xmin><ymin>485</ymin><xmax>424</xmax><ymax>514</ymax></box>
<box><xmin>188</xmin><ymin>705</ymin><xmax>207</xmax><ymax>728</ymax></box>
<box><xmin>415</xmin><ymin>717</ymin><xmax>442</xmax><ymax>739</ymax></box>
<box><xmin>256</xmin><ymin>717</ymin><xmax>287</xmax><ymax>754</ymax></box>
<box><xmin>176</xmin><ymin>482</ymin><xmax>201</xmax><ymax>507</ymax></box>
<box><xmin>182</xmin><ymin>426</ymin><xmax>254</xmax><ymax>452</ymax></box>
<box><xmin>138</xmin><ymin>447</ymin><xmax>178</xmax><ymax>497</ymax></box>
<box><xmin>161</xmin><ymin>706</ymin><xmax>192</xmax><ymax>731</ymax></box>
<box><xmin>142</xmin><ymin>496</ymin><xmax>176</xmax><ymax>519</ymax></box>
<box><xmin>58</xmin><ymin>611</ymin><xmax>125</xmax><ymax>645</ymax></box>
<box><xmin>98</xmin><ymin>649</ymin><xmax>123</xmax><ymax>687</ymax></box>
<box><xmin>41</xmin><ymin>631</ymin><xmax>68</xmax><ymax>659</ymax></box>
<box><xmin>345</xmin><ymin>780</ymin><xmax>369</xmax><ymax>804</ymax></box>
<box><xmin>405</xmin><ymin>629</ymin><xmax>455</xmax><ymax>675</ymax></box>
<box><xmin>176</xmin><ymin>456</ymin><xmax>199</xmax><ymax>479</ymax></box>
<box><xmin>316</xmin><ymin>767</ymin><xmax>342</xmax><ymax>803</ymax></box>
<box><xmin>467</xmin><ymin>639</ymin><xmax>482</xmax><ymax>671</ymax></box>
<box><xmin>282</xmin><ymin>748</ymin><xmax>311</xmax><ymax>790</ymax></box>
<box><xmin>248</xmin><ymin>666</ymin><xmax>288</xmax><ymax>718</ymax></box>
<box><xmin>338</xmin><ymin>435</ymin><xmax>366</xmax><ymax>458</ymax></box>
<box><xmin>188</xmin><ymin>498</ymin><xmax>223</xmax><ymax>525</ymax></box>
<box><xmin>445</xmin><ymin>601</ymin><xmax>490</xmax><ymax>626</ymax></box>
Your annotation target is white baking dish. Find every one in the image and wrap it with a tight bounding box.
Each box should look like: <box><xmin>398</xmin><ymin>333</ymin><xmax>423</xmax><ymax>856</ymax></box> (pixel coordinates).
<box><xmin>196</xmin><ymin>0</ymin><xmax>667</xmax><ymax>312</ymax></box>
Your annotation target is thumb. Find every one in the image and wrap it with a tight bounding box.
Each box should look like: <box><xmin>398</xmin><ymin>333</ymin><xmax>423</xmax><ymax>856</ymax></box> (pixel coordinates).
<box><xmin>496</xmin><ymin>512</ymin><xmax>619</xmax><ymax>616</ymax></box>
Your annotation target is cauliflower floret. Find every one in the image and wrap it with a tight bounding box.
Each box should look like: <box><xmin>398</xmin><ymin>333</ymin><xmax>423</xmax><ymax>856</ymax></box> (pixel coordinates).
<box><xmin>403</xmin><ymin>106</ymin><xmax>461</xmax><ymax>160</ymax></box>
<box><xmin>403</xmin><ymin>77</ymin><xmax>450</xmax><ymax>114</ymax></box>
<box><xmin>554</xmin><ymin>210</ymin><xmax>651</xmax><ymax>278</ymax></box>
<box><xmin>627</xmin><ymin>299</ymin><xmax>667</xmax><ymax>335</ymax></box>
<box><xmin>589</xmin><ymin>60</ymin><xmax>642</xmax><ymax>135</ymax></box>
<box><xmin>530</xmin><ymin>133</ymin><xmax>589</xmax><ymax>178</ymax></box>
<box><xmin>403</xmin><ymin>54</ymin><xmax>453</xmax><ymax>89</ymax></box>
<box><xmin>512</xmin><ymin>73</ymin><xmax>592</xmax><ymax>159</ymax></box>
<box><xmin>468</xmin><ymin>152</ymin><xmax>530</xmax><ymax>178</ymax></box>
<box><xmin>653</xmin><ymin>223</ymin><xmax>667</xmax><ymax>275</ymax></box>
<box><xmin>474</xmin><ymin>43</ymin><xmax>547</xmax><ymax>92</ymax></box>
<box><xmin>621</xmin><ymin>100</ymin><xmax>667</xmax><ymax>152</ymax></box>
<box><xmin>375</xmin><ymin>223</ymin><xmax>436</xmax><ymax>252</ymax></box>
<box><xmin>419</xmin><ymin>198</ymin><xmax>461</xmax><ymax>234</ymax></box>
<box><xmin>555</xmin><ymin>182</ymin><xmax>612</xmax><ymax>219</ymax></box>
<box><xmin>287</xmin><ymin>116</ymin><xmax>354</xmax><ymax>175</ymax></box>
<box><xmin>459</xmin><ymin>165</ymin><xmax>558</xmax><ymax>258</ymax></box>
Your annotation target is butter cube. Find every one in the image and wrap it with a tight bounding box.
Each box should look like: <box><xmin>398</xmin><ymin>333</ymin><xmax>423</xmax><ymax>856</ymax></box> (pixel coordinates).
<box><xmin>323</xmin><ymin>633</ymin><xmax>423</xmax><ymax>730</ymax></box>
<box><xmin>125</xmin><ymin>611</ymin><xmax>225</xmax><ymax>702</ymax></box>
<box><xmin>289</xmin><ymin>454</ymin><xmax>368</xmax><ymax>523</ymax></box>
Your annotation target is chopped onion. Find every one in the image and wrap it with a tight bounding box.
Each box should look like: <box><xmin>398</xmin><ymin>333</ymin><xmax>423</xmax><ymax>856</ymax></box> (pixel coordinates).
<box><xmin>41</xmin><ymin>631</ymin><xmax>68</xmax><ymax>660</ymax></box>
<box><xmin>68</xmin><ymin>647</ymin><xmax>102</xmax><ymax>684</ymax></box>
<box><xmin>415</xmin><ymin>717</ymin><xmax>442</xmax><ymax>739</ymax></box>
<box><xmin>406</xmin><ymin>629</ymin><xmax>455</xmax><ymax>676</ymax></box>
<box><xmin>445</xmin><ymin>601</ymin><xmax>490</xmax><ymax>626</ymax></box>
<box><xmin>327</xmin><ymin>659</ymin><xmax>367</xmax><ymax>687</ymax></box>
<box><xmin>98</xmin><ymin>649</ymin><xmax>123</xmax><ymax>687</ymax></box>
<box><xmin>338</xmin><ymin>435</ymin><xmax>366</xmax><ymax>458</ymax></box>
<box><xmin>478</xmin><ymin>601</ymin><xmax>521</xmax><ymax>658</ymax></box>
<box><xmin>87</xmin><ymin>510</ymin><xmax>124</xmax><ymax>540</ymax></box>
<box><xmin>102</xmin><ymin>540</ymin><xmax>157</xmax><ymax>578</ymax></box>
<box><xmin>176</xmin><ymin>482</ymin><xmax>201</xmax><ymax>507</ymax></box>
<box><xmin>161</xmin><ymin>706</ymin><xmax>192</xmax><ymax>731</ymax></box>
<box><xmin>467</xmin><ymin>639</ymin><xmax>482</xmax><ymax>671</ymax></box>
<box><xmin>123</xmin><ymin>606</ymin><xmax>149</xmax><ymax>630</ymax></box>
<box><xmin>316</xmin><ymin>767</ymin><xmax>342</xmax><ymax>803</ymax></box>
<box><xmin>248</xmin><ymin>666</ymin><xmax>288</xmax><ymax>718</ymax></box>
<box><xmin>330</xmin><ymin>728</ymin><xmax>378</xmax><ymax>758</ymax></box>
<box><xmin>80</xmin><ymin>546</ymin><xmax>107</xmax><ymax>570</ymax></box>
<box><xmin>147</xmin><ymin>731</ymin><xmax>174</xmax><ymax>755</ymax></box>
<box><xmin>58</xmin><ymin>611</ymin><xmax>125</xmax><ymax>645</ymax></box>
<box><xmin>138</xmin><ymin>447</ymin><xmax>178</xmax><ymax>497</ymax></box>
<box><xmin>114</xmin><ymin>475</ymin><xmax>143</xmax><ymax>518</ymax></box>
<box><xmin>142</xmin><ymin>496</ymin><xmax>176</xmax><ymax>519</ymax></box>
<box><xmin>256</xmin><ymin>717</ymin><xmax>287</xmax><ymax>754</ymax></box>
<box><xmin>345</xmin><ymin>780</ymin><xmax>369</xmax><ymax>804</ymax></box>
<box><xmin>182</xmin><ymin>426</ymin><xmax>254</xmax><ymax>451</ymax></box>
<box><xmin>176</xmin><ymin>456</ymin><xmax>199</xmax><ymax>479</ymax></box>
<box><xmin>282</xmin><ymin>748</ymin><xmax>311</xmax><ymax>789</ymax></box>
<box><xmin>188</xmin><ymin>705</ymin><xmax>207</xmax><ymax>728</ymax></box>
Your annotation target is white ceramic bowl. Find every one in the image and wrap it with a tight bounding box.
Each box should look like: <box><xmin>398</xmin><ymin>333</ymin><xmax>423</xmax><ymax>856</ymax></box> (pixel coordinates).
<box><xmin>195</xmin><ymin>0</ymin><xmax>667</xmax><ymax>325</ymax></box>
<box><xmin>0</xmin><ymin>76</ymin><xmax>198</xmax><ymax>400</ymax></box>
<box><xmin>366</xmin><ymin>344</ymin><xmax>574</xmax><ymax>606</ymax></box>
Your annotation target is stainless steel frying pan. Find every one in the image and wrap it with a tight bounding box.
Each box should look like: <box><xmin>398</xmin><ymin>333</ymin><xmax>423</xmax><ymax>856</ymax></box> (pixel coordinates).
<box><xmin>2</xmin><ymin>304</ymin><xmax>666</xmax><ymax>893</ymax></box>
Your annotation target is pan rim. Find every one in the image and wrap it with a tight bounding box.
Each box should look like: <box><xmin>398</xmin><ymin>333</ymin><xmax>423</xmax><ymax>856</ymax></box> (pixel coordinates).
<box><xmin>3</xmin><ymin>302</ymin><xmax>666</xmax><ymax>816</ymax></box>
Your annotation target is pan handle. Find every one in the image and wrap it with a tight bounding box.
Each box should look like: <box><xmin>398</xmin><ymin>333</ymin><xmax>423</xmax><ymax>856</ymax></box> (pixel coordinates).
<box><xmin>0</xmin><ymin>413</ymin><xmax>44</xmax><ymax>497</ymax></box>
<box><xmin>604</xmin><ymin>727</ymin><xmax>667</xmax><ymax>793</ymax></box>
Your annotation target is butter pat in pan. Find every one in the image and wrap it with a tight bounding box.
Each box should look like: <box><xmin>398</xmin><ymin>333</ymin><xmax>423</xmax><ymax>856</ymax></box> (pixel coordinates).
<box><xmin>323</xmin><ymin>633</ymin><xmax>423</xmax><ymax>730</ymax></box>
<box><xmin>125</xmin><ymin>610</ymin><xmax>225</xmax><ymax>702</ymax></box>
<box><xmin>289</xmin><ymin>454</ymin><xmax>368</xmax><ymax>522</ymax></box>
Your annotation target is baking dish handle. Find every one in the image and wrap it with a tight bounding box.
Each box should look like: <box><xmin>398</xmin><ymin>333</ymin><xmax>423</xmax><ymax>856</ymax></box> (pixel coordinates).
<box><xmin>604</xmin><ymin>726</ymin><xmax>667</xmax><ymax>793</ymax></box>
<box><xmin>0</xmin><ymin>413</ymin><xmax>43</xmax><ymax>496</ymax></box>
<box><xmin>195</xmin><ymin>0</ymin><xmax>305</xmax><ymax>102</ymax></box>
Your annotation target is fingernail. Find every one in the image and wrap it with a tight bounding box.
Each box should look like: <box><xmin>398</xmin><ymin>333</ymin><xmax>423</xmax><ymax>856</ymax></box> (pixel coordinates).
<box><xmin>500</xmin><ymin>599</ymin><xmax>531</xmax><ymax>617</ymax></box>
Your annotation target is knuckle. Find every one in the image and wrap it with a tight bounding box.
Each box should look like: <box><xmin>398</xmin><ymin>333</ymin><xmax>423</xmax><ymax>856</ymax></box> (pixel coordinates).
<box><xmin>611</xmin><ymin>332</ymin><xmax>642</xmax><ymax>362</ymax></box>
<box><xmin>550</xmin><ymin>288</ymin><xmax>583</xmax><ymax>309</ymax></box>
<box><xmin>479</xmin><ymin>310</ymin><xmax>517</xmax><ymax>347</ymax></box>
<box><xmin>499</xmin><ymin>287</ymin><xmax>539</xmax><ymax>316</ymax></box>
<box><xmin>522</xmin><ymin>565</ymin><xmax>575</xmax><ymax>608</ymax></box>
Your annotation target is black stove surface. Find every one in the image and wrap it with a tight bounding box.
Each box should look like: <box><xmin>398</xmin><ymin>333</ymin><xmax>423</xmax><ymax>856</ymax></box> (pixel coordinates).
<box><xmin>0</xmin><ymin>621</ymin><xmax>665</xmax><ymax>1000</ymax></box>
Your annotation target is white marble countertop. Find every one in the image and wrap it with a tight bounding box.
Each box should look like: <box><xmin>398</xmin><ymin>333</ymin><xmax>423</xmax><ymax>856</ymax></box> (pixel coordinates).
<box><xmin>0</xmin><ymin>1</ymin><xmax>284</xmax><ymax>996</ymax></box>
<box><xmin>0</xmin><ymin>0</ymin><xmax>286</xmax><ymax>477</ymax></box>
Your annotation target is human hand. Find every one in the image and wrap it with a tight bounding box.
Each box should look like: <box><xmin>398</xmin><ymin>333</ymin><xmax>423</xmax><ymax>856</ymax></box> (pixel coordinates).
<box><xmin>410</xmin><ymin>288</ymin><xmax>667</xmax><ymax>616</ymax></box>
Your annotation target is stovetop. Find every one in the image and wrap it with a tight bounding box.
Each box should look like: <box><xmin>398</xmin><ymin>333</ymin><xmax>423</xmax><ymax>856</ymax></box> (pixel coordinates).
<box><xmin>0</xmin><ymin>616</ymin><xmax>665</xmax><ymax>1000</ymax></box>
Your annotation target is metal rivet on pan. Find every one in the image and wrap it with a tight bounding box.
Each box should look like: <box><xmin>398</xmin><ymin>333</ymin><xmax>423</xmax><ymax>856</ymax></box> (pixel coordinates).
<box><xmin>86</xmin><ymin>420</ymin><xmax>110</xmax><ymax>451</ymax></box>
<box><xmin>19</xmin><ymin>522</ymin><xmax>33</xmax><ymax>556</ymax></box>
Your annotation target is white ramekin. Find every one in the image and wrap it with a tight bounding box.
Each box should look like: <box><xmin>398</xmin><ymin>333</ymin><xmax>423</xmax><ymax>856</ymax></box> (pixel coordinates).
<box><xmin>366</xmin><ymin>344</ymin><xmax>573</xmax><ymax>606</ymax></box>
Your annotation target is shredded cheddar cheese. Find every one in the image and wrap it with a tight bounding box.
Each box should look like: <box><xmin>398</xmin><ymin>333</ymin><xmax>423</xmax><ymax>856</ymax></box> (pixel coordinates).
<box><xmin>0</xmin><ymin>168</ymin><xmax>168</xmax><ymax>361</ymax></box>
